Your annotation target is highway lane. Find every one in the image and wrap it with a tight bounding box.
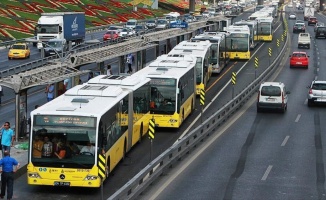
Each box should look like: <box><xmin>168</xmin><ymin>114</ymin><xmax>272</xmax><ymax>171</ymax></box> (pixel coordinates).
<box><xmin>140</xmin><ymin>8</ymin><xmax>326</xmax><ymax>200</ymax></box>
<box><xmin>3</xmin><ymin>10</ymin><xmax>260</xmax><ymax>199</ymax></box>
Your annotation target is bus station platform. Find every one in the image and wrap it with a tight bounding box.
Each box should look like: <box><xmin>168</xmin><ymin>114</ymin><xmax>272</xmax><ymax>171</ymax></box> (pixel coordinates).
<box><xmin>9</xmin><ymin>138</ymin><xmax>29</xmax><ymax>180</ymax></box>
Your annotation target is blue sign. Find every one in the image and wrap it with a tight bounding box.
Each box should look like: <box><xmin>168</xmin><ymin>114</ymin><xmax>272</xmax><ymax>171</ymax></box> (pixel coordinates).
<box><xmin>170</xmin><ymin>21</ymin><xmax>188</xmax><ymax>28</ymax></box>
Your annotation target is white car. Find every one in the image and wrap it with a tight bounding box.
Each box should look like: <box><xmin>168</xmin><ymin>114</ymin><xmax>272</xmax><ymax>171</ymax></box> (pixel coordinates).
<box><xmin>257</xmin><ymin>82</ymin><xmax>290</xmax><ymax>113</ymax></box>
<box><xmin>119</xmin><ymin>28</ymin><xmax>135</xmax><ymax>37</ymax></box>
<box><xmin>202</xmin><ymin>11</ymin><xmax>211</xmax><ymax>18</ymax></box>
<box><xmin>289</xmin><ymin>13</ymin><xmax>296</xmax><ymax>19</ymax></box>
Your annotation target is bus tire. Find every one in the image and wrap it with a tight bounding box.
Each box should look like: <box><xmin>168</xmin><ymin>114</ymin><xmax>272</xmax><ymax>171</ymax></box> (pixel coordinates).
<box><xmin>191</xmin><ymin>100</ymin><xmax>194</xmax><ymax>113</ymax></box>
<box><xmin>122</xmin><ymin>141</ymin><xmax>127</xmax><ymax>161</ymax></box>
<box><xmin>104</xmin><ymin>157</ymin><xmax>110</xmax><ymax>182</ymax></box>
<box><xmin>182</xmin><ymin>109</ymin><xmax>185</xmax><ymax>123</ymax></box>
<box><xmin>138</xmin><ymin>124</ymin><xmax>143</xmax><ymax>143</ymax></box>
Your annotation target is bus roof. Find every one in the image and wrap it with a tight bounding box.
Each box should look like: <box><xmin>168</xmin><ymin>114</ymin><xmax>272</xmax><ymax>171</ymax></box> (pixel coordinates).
<box><xmin>156</xmin><ymin>54</ymin><xmax>197</xmax><ymax>63</ymax></box>
<box><xmin>191</xmin><ymin>32</ymin><xmax>227</xmax><ymax>43</ymax></box>
<box><xmin>257</xmin><ymin>16</ymin><xmax>273</xmax><ymax>23</ymax></box>
<box><xmin>234</xmin><ymin>20</ymin><xmax>257</xmax><ymax>26</ymax></box>
<box><xmin>226</xmin><ymin>25</ymin><xmax>250</xmax><ymax>33</ymax></box>
<box><xmin>87</xmin><ymin>74</ymin><xmax>150</xmax><ymax>91</ymax></box>
<box><xmin>168</xmin><ymin>40</ymin><xmax>211</xmax><ymax>58</ymax></box>
<box><xmin>31</xmin><ymin>85</ymin><xmax>129</xmax><ymax>118</ymax></box>
<box><xmin>134</xmin><ymin>59</ymin><xmax>195</xmax><ymax>80</ymax></box>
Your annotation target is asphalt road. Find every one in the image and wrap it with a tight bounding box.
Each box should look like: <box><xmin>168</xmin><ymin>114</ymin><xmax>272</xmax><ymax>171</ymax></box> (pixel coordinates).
<box><xmin>0</xmin><ymin>7</ymin><xmax>272</xmax><ymax>200</ymax></box>
<box><xmin>140</xmin><ymin>7</ymin><xmax>326</xmax><ymax>200</ymax></box>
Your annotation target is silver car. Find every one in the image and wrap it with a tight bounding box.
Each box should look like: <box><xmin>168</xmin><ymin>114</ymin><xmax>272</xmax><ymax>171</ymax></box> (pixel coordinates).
<box><xmin>314</xmin><ymin>22</ymin><xmax>325</xmax><ymax>32</ymax></box>
<box><xmin>307</xmin><ymin>80</ymin><xmax>326</xmax><ymax>106</ymax></box>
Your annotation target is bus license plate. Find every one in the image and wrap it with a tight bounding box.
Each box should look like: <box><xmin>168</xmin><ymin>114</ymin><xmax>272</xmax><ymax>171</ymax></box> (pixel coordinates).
<box><xmin>54</xmin><ymin>181</ymin><xmax>70</xmax><ymax>186</ymax></box>
<box><xmin>296</xmin><ymin>62</ymin><xmax>302</xmax><ymax>64</ymax></box>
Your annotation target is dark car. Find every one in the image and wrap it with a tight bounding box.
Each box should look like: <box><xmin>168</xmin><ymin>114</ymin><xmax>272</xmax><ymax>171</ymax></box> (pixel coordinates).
<box><xmin>293</xmin><ymin>23</ymin><xmax>305</xmax><ymax>33</ymax></box>
<box><xmin>298</xmin><ymin>5</ymin><xmax>304</xmax><ymax>10</ymax></box>
<box><xmin>315</xmin><ymin>26</ymin><xmax>326</xmax><ymax>38</ymax></box>
<box><xmin>134</xmin><ymin>24</ymin><xmax>148</xmax><ymax>35</ymax></box>
<box><xmin>308</xmin><ymin>16</ymin><xmax>318</xmax><ymax>26</ymax></box>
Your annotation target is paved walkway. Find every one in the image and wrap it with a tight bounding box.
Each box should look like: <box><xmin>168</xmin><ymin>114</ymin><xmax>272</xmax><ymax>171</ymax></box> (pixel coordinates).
<box><xmin>8</xmin><ymin>138</ymin><xmax>28</xmax><ymax>180</ymax></box>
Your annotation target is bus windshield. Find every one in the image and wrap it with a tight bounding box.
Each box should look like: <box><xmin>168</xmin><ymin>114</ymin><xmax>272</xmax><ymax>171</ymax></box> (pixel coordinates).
<box><xmin>31</xmin><ymin>115</ymin><xmax>97</xmax><ymax>168</ymax></box>
<box><xmin>210</xmin><ymin>43</ymin><xmax>218</xmax><ymax>64</ymax></box>
<box><xmin>195</xmin><ymin>57</ymin><xmax>203</xmax><ymax>84</ymax></box>
<box><xmin>226</xmin><ymin>36</ymin><xmax>249</xmax><ymax>52</ymax></box>
<box><xmin>258</xmin><ymin>23</ymin><xmax>271</xmax><ymax>35</ymax></box>
<box><xmin>150</xmin><ymin>79</ymin><xmax>177</xmax><ymax>114</ymax></box>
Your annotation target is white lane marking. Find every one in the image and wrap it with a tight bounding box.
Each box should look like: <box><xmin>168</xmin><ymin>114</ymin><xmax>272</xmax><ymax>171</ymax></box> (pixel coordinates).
<box><xmin>281</xmin><ymin>136</ymin><xmax>290</xmax><ymax>146</ymax></box>
<box><xmin>295</xmin><ymin>114</ymin><xmax>301</xmax><ymax>122</ymax></box>
<box><xmin>148</xmin><ymin>95</ymin><xmax>258</xmax><ymax>200</ymax></box>
<box><xmin>317</xmin><ymin>68</ymin><xmax>319</xmax><ymax>72</ymax></box>
<box><xmin>178</xmin><ymin>23</ymin><xmax>282</xmax><ymax>141</ymax></box>
<box><xmin>261</xmin><ymin>165</ymin><xmax>273</xmax><ymax>181</ymax></box>
<box><xmin>179</xmin><ymin>42</ymin><xmax>266</xmax><ymax>141</ymax></box>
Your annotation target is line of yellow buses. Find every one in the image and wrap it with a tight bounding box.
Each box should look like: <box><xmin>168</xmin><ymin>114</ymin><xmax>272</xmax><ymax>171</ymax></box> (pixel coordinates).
<box><xmin>27</xmin><ymin>6</ymin><xmax>279</xmax><ymax>187</ymax></box>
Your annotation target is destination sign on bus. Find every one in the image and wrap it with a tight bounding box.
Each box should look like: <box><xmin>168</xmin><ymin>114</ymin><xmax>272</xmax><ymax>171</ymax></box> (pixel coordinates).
<box><xmin>259</xmin><ymin>22</ymin><xmax>271</xmax><ymax>26</ymax></box>
<box><xmin>150</xmin><ymin>78</ymin><xmax>176</xmax><ymax>86</ymax></box>
<box><xmin>34</xmin><ymin>115</ymin><xmax>96</xmax><ymax>127</ymax></box>
<box><xmin>230</xmin><ymin>33</ymin><xmax>248</xmax><ymax>37</ymax></box>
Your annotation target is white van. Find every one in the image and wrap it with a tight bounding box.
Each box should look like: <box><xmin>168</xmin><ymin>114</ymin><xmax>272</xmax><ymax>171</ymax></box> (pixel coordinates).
<box><xmin>298</xmin><ymin>32</ymin><xmax>311</xmax><ymax>49</ymax></box>
<box><xmin>257</xmin><ymin>82</ymin><xmax>290</xmax><ymax>113</ymax></box>
<box><xmin>125</xmin><ymin>19</ymin><xmax>138</xmax><ymax>29</ymax></box>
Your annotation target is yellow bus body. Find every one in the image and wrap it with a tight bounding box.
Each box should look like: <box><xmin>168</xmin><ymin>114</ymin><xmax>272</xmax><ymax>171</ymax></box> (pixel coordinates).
<box><xmin>151</xmin><ymin>94</ymin><xmax>195</xmax><ymax>128</ymax></box>
<box><xmin>27</xmin><ymin>131</ymin><xmax>129</xmax><ymax>187</ymax></box>
<box><xmin>229</xmin><ymin>51</ymin><xmax>251</xmax><ymax>60</ymax></box>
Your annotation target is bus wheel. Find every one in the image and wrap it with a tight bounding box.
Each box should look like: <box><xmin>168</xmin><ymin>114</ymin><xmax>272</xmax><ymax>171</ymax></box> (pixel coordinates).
<box><xmin>138</xmin><ymin>124</ymin><xmax>143</xmax><ymax>144</ymax></box>
<box><xmin>106</xmin><ymin>158</ymin><xmax>110</xmax><ymax>178</ymax></box>
<box><xmin>182</xmin><ymin>109</ymin><xmax>185</xmax><ymax>123</ymax></box>
<box><xmin>191</xmin><ymin>100</ymin><xmax>194</xmax><ymax>113</ymax></box>
<box><xmin>122</xmin><ymin>141</ymin><xmax>126</xmax><ymax>161</ymax></box>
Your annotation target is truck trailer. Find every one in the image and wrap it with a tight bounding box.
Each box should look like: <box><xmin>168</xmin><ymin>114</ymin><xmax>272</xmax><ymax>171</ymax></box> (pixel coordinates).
<box><xmin>36</xmin><ymin>12</ymin><xmax>85</xmax><ymax>51</ymax></box>
<box><xmin>304</xmin><ymin>7</ymin><xmax>314</xmax><ymax>21</ymax></box>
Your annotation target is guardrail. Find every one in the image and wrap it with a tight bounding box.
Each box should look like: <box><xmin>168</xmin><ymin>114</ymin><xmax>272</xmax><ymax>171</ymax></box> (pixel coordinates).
<box><xmin>108</xmin><ymin>14</ymin><xmax>289</xmax><ymax>200</ymax></box>
<box><xmin>0</xmin><ymin>17</ymin><xmax>214</xmax><ymax>79</ymax></box>
<box><xmin>0</xmin><ymin>55</ymin><xmax>57</xmax><ymax>79</ymax></box>
<box><xmin>0</xmin><ymin>12</ymin><xmax>228</xmax><ymax>49</ymax></box>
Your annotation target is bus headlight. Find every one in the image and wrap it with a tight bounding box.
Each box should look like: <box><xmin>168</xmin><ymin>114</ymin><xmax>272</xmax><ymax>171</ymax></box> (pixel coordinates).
<box><xmin>169</xmin><ymin>119</ymin><xmax>177</xmax><ymax>123</ymax></box>
<box><xmin>28</xmin><ymin>173</ymin><xmax>41</xmax><ymax>178</ymax></box>
<box><xmin>84</xmin><ymin>175</ymin><xmax>98</xmax><ymax>180</ymax></box>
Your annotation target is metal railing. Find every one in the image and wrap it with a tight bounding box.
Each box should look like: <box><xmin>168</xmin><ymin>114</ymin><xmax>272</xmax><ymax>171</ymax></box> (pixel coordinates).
<box><xmin>0</xmin><ymin>13</ymin><xmax>222</xmax><ymax>49</ymax></box>
<box><xmin>0</xmin><ymin>17</ymin><xmax>215</xmax><ymax>79</ymax></box>
<box><xmin>108</xmin><ymin>14</ymin><xmax>289</xmax><ymax>200</ymax></box>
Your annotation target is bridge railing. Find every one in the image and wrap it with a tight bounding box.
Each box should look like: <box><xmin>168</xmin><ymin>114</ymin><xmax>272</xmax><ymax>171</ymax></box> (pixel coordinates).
<box><xmin>108</xmin><ymin>13</ymin><xmax>289</xmax><ymax>200</ymax></box>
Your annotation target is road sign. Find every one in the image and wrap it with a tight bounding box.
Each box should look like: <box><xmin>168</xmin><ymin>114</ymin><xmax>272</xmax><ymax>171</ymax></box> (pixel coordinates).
<box><xmin>268</xmin><ymin>48</ymin><xmax>272</xmax><ymax>57</ymax></box>
<box><xmin>255</xmin><ymin>57</ymin><xmax>258</xmax><ymax>68</ymax></box>
<box><xmin>200</xmin><ymin>89</ymin><xmax>205</xmax><ymax>106</ymax></box>
<box><xmin>170</xmin><ymin>21</ymin><xmax>188</xmax><ymax>28</ymax></box>
<box><xmin>148</xmin><ymin>119</ymin><xmax>155</xmax><ymax>139</ymax></box>
<box><xmin>231</xmin><ymin>72</ymin><xmax>236</xmax><ymax>85</ymax></box>
<box><xmin>98</xmin><ymin>154</ymin><xmax>106</xmax><ymax>179</ymax></box>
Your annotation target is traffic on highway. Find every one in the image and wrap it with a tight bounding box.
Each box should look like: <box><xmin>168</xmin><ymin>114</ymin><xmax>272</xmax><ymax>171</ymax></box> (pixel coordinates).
<box><xmin>1</xmin><ymin>0</ymin><xmax>326</xmax><ymax>199</ymax></box>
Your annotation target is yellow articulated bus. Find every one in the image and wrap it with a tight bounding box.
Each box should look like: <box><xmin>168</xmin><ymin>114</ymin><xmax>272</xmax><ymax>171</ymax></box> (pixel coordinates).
<box><xmin>134</xmin><ymin>56</ymin><xmax>196</xmax><ymax>128</ymax></box>
<box><xmin>233</xmin><ymin>20</ymin><xmax>259</xmax><ymax>50</ymax></box>
<box><xmin>168</xmin><ymin>40</ymin><xmax>212</xmax><ymax>95</ymax></box>
<box><xmin>191</xmin><ymin>32</ymin><xmax>230</xmax><ymax>74</ymax></box>
<box><xmin>256</xmin><ymin>16</ymin><xmax>274</xmax><ymax>42</ymax></box>
<box><xmin>28</xmin><ymin>74</ymin><xmax>151</xmax><ymax>187</ymax></box>
<box><xmin>224</xmin><ymin>25</ymin><xmax>251</xmax><ymax>60</ymax></box>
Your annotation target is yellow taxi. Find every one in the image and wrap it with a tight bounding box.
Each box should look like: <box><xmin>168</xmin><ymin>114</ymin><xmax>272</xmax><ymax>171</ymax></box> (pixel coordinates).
<box><xmin>8</xmin><ymin>43</ymin><xmax>31</xmax><ymax>59</ymax></box>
